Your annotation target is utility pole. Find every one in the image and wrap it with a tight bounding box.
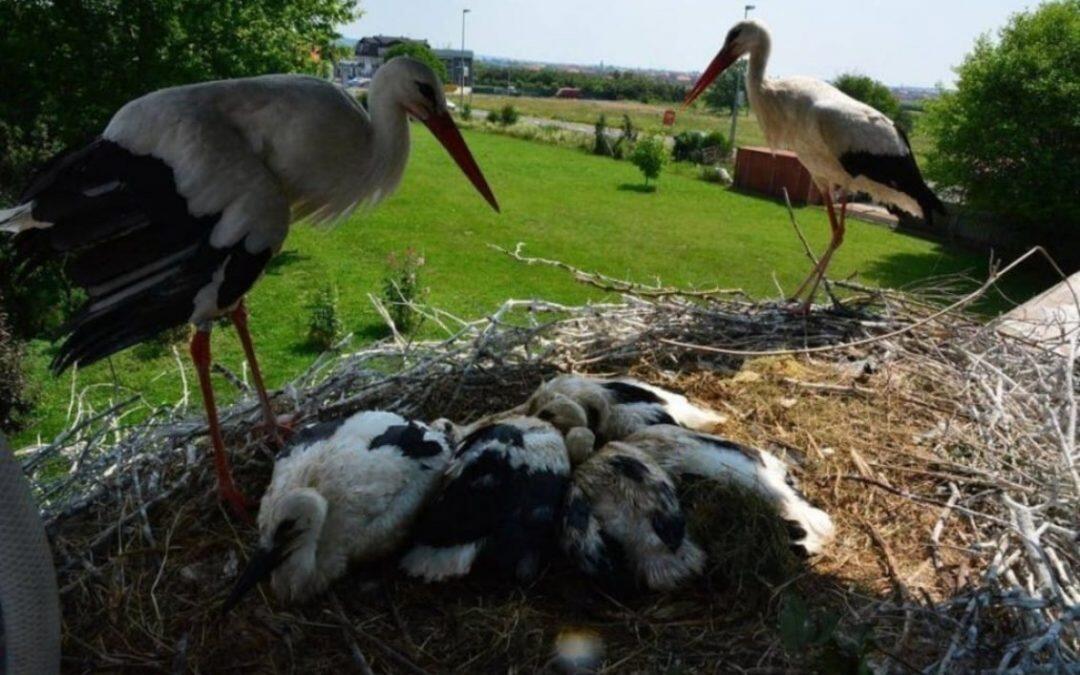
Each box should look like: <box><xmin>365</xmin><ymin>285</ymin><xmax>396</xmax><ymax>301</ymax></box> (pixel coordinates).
<box><xmin>729</xmin><ymin>4</ymin><xmax>755</xmax><ymax>157</ymax></box>
<box><xmin>460</xmin><ymin>8</ymin><xmax>470</xmax><ymax>109</ymax></box>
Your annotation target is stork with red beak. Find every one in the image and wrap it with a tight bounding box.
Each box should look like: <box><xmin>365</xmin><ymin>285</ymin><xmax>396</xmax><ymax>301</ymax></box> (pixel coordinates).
<box><xmin>684</xmin><ymin>21</ymin><xmax>944</xmax><ymax>309</ymax></box>
<box><xmin>1</xmin><ymin>56</ymin><xmax>498</xmax><ymax>518</ymax></box>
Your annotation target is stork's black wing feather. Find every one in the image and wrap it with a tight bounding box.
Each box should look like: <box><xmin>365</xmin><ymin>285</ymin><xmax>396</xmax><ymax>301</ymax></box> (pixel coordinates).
<box><xmin>13</xmin><ymin>138</ymin><xmax>271</xmax><ymax>372</ymax></box>
<box><xmin>838</xmin><ymin>126</ymin><xmax>945</xmax><ymax>224</ymax></box>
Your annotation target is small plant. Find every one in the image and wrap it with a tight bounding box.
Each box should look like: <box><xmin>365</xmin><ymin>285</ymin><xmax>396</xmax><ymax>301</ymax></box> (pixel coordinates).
<box><xmin>611</xmin><ymin>114</ymin><xmax>638</xmax><ymax>160</ymax></box>
<box><xmin>593</xmin><ymin>114</ymin><xmax>612</xmax><ymax>156</ymax></box>
<box><xmin>461</xmin><ymin>102</ymin><xmax>472</xmax><ymax>120</ymax></box>
<box><xmin>307</xmin><ymin>283</ymin><xmax>343</xmax><ymax>351</ymax></box>
<box><xmin>498</xmin><ymin>104</ymin><xmax>519</xmax><ymax>126</ymax></box>
<box><xmin>382</xmin><ymin>248</ymin><xmax>428</xmax><ymax>335</ymax></box>
<box><xmin>486</xmin><ymin>109</ymin><xmax>501</xmax><ymax>124</ymax></box>
<box><xmin>0</xmin><ymin>302</ymin><xmax>34</xmax><ymax>433</ymax></box>
<box><xmin>629</xmin><ymin>136</ymin><xmax>666</xmax><ymax>187</ymax></box>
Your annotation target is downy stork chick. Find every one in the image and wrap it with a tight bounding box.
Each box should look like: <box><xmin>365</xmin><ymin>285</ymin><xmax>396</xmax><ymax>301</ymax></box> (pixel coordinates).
<box><xmin>400</xmin><ymin>417</ymin><xmax>586</xmax><ymax>583</ymax></box>
<box><xmin>625</xmin><ymin>425</ymin><xmax>835</xmax><ymax>557</ymax></box>
<box><xmin>222</xmin><ymin>411</ymin><xmax>452</xmax><ymax>610</ymax></box>
<box><xmin>435</xmin><ymin>395</ymin><xmax>597</xmax><ymax>465</ymax></box>
<box><xmin>524</xmin><ymin>375</ymin><xmax>724</xmax><ymax>447</ymax></box>
<box><xmin>563</xmin><ymin>443</ymin><xmax>705</xmax><ymax>591</ymax></box>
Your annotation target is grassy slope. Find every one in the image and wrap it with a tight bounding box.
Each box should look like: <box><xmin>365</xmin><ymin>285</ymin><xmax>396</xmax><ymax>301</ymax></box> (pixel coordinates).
<box><xmin>14</xmin><ymin>127</ymin><xmax>1035</xmax><ymax>446</ymax></box>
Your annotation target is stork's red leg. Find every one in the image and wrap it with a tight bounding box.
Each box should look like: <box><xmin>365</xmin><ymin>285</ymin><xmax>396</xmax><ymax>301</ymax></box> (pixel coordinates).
<box><xmin>230</xmin><ymin>299</ymin><xmax>290</xmax><ymax>447</ymax></box>
<box><xmin>799</xmin><ymin>190</ymin><xmax>847</xmax><ymax>311</ymax></box>
<box><xmin>790</xmin><ymin>186</ymin><xmax>846</xmax><ymax>308</ymax></box>
<box><xmin>191</xmin><ymin>328</ymin><xmax>253</xmax><ymax>521</ymax></box>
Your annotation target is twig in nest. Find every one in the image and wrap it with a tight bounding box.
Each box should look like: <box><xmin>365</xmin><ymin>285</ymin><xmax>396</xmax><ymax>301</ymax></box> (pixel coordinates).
<box><xmin>490</xmin><ymin>242</ymin><xmax>746</xmax><ymax>299</ymax></box>
<box><xmin>327</xmin><ymin>592</ymin><xmax>375</xmax><ymax>675</ymax></box>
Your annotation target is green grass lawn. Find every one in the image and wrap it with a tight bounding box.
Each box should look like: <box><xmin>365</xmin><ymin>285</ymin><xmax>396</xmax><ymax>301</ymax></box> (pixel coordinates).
<box><xmin>471</xmin><ymin>93</ymin><xmax>934</xmax><ymax>164</ymax></box>
<box><xmin>12</xmin><ymin>127</ymin><xmax>1040</xmax><ymax>447</ymax></box>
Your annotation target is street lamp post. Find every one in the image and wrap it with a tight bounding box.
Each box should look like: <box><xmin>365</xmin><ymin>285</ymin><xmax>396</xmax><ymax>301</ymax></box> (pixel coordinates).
<box><xmin>728</xmin><ymin>4</ymin><xmax>755</xmax><ymax>158</ymax></box>
<box><xmin>460</xmin><ymin>8</ymin><xmax>470</xmax><ymax>109</ymax></box>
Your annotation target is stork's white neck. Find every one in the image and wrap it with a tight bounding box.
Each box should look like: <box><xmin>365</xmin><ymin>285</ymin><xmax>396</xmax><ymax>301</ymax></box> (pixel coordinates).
<box><xmin>362</xmin><ymin>82</ymin><xmax>411</xmax><ymax>206</ymax></box>
<box><xmin>745</xmin><ymin>31</ymin><xmax>771</xmax><ymax>99</ymax></box>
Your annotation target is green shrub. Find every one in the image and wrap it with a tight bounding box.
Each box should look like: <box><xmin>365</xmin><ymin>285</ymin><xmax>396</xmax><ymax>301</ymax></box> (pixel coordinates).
<box><xmin>0</xmin><ymin>300</ymin><xmax>34</xmax><ymax>433</ymax></box>
<box><xmin>593</xmin><ymin>114</ymin><xmax>613</xmax><ymax>156</ymax></box>
<box><xmin>461</xmin><ymin>102</ymin><xmax>472</xmax><ymax>120</ymax></box>
<box><xmin>499</xmin><ymin>104</ymin><xmax>519</xmax><ymax>126</ymax></box>
<box><xmin>306</xmin><ymin>284</ymin><xmax>343</xmax><ymax>351</ymax></box>
<box><xmin>486</xmin><ymin>109</ymin><xmax>501</xmax><ymax>124</ymax></box>
<box><xmin>382</xmin><ymin>249</ymin><xmax>428</xmax><ymax>335</ymax></box>
<box><xmin>629</xmin><ymin>136</ymin><xmax>666</xmax><ymax>187</ymax></box>
<box><xmin>673</xmin><ymin>130</ymin><xmax>731</xmax><ymax>163</ymax></box>
<box><xmin>673</xmin><ymin>131</ymin><xmax>705</xmax><ymax>162</ymax></box>
<box><xmin>833</xmin><ymin>72</ymin><xmax>912</xmax><ymax>132</ymax></box>
<box><xmin>925</xmin><ymin>0</ymin><xmax>1079</xmax><ymax>238</ymax></box>
<box><xmin>702</xmin><ymin>130</ymin><xmax>732</xmax><ymax>158</ymax></box>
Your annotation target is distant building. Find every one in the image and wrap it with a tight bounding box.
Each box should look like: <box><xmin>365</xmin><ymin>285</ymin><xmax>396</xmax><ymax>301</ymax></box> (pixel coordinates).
<box><xmin>342</xmin><ymin>36</ymin><xmax>474</xmax><ymax>88</ymax></box>
<box><xmin>555</xmin><ymin>87</ymin><xmax>582</xmax><ymax>99</ymax></box>
<box><xmin>354</xmin><ymin>35</ymin><xmax>430</xmax><ymax>77</ymax></box>
<box><xmin>434</xmin><ymin>48</ymin><xmax>474</xmax><ymax>87</ymax></box>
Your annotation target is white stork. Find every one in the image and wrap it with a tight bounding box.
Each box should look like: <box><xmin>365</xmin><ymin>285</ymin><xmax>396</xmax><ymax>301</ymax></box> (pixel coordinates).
<box><xmin>683</xmin><ymin>20</ymin><xmax>945</xmax><ymax>308</ymax></box>
<box><xmin>0</xmin><ymin>57</ymin><xmax>498</xmax><ymax>518</ymax></box>
<box><xmin>221</xmin><ymin>410</ymin><xmax>452</xmax><ymax>610</ymax></box>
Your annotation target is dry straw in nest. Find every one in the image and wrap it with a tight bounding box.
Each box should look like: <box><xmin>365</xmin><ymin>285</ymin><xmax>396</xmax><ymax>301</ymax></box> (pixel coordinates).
<box><xmin>17</xmin><ymin>244</ymin><xmax>1079</xmax><ymax>673</ymax></box>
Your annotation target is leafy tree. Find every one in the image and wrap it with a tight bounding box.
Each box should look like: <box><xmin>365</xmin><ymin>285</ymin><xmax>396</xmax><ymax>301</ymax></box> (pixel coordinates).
<box><xmin>0</xmin><ymin>0</ymin><xmax>360</xmax><ymax>337</ymax></box>
<box><xmin>630</xmin><ymin>136</ymin><xmax>667</xmax><ymax>187</ymax></box>
<box><xmin>924</xmin><ymin>0</ymin><xmax>1079</xmax><ymax>236</ymax></box>
<box><xmin>702</xmin><ymin>62</ymin><xmax>747</xmax><ymax>114</ymax></box>
<box><xmin>385</xmin><ymin>41</ymin><xmax>449</xmax><ymax>83</ymax></box>
<box><xmin>833</xmin><ymin>73</ymin><xmax>913</xmax><ymax>132</ymax></box>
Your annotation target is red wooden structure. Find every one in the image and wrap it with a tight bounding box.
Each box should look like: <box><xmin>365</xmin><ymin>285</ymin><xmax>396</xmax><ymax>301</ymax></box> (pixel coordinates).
<box><xmin>733</xmin><ymin>146</ymin><xmax>822</xmax><ymax>205</ymax></box>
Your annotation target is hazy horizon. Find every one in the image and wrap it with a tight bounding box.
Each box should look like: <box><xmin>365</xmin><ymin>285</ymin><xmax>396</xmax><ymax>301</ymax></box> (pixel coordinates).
<box><xmin>339</xmin><ymin>0</ymin><xmax>1040</xmax><ymax>88</ymax></box>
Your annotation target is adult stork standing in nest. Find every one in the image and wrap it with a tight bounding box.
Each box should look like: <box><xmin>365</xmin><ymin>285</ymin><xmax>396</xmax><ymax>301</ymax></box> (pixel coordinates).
<box><xmin>0</xmin><ymin>57</ymin><xmax>498</xmax><ymax>518</ymax></box>
<box><xmin>683</xmin><ymin>20</ymin><xmax>944</xmax><ymax>309</ymax></box>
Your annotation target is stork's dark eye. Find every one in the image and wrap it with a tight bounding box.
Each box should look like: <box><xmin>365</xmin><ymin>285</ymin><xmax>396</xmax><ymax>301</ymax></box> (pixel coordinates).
<box><xmin>727</xmin><ymin>28</ymin><xmax>742</xmax><ymax>43</ymax></box>
<box><xmin>415</xmin><ymin>81</ymin><xmax>437</xmax><ymax>104</ymax></box>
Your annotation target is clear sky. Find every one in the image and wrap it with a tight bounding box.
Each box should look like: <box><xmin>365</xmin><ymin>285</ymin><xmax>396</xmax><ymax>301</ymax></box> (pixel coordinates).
<box><xmin>339</xmin><ymin>0</ymin><xmax>1039</xmax><ymax>87</ymax></box>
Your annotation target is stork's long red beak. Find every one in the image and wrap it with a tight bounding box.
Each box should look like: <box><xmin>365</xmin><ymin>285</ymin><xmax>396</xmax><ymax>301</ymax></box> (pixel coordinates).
<box><xmin>423</xmin><ymin>110</ymin><xmax>500</xmax><ymax>213</ymax></box>
<box><xmin>683</xmin><ymin>45</ymin><xmax>739</xmax><ymax>109</ymax></box>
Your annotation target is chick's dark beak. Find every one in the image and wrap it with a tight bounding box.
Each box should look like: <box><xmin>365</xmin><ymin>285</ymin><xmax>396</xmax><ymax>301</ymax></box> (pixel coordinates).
<box><xmin>221</xmin><ymin>544</ymin><xmax>286</xmax><ymax>615</ymax></box>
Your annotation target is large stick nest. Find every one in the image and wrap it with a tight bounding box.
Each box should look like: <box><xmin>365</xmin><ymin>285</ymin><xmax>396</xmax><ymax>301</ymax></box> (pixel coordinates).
<box><xmin>20</xmin><ymin>250</ymin><xmax>1079</xmax><ymax>673</ymax></box>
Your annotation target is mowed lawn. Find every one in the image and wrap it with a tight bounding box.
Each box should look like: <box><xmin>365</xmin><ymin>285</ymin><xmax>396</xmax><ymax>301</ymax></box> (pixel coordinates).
<box><xmin>13</xmin><ymin>127</ymin><xmax>1035</xmax><ymax>446</ymax></box>
<box><xmin>471</xmin><ymin>93</ymin><xmax>934</xmax><ymax>164</ymax></box>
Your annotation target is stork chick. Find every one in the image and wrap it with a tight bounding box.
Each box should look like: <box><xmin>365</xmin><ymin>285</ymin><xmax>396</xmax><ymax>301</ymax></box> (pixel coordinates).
<box><xmin>563</xmin><ymin>442</ymin><xmax>705</xmax><ymax>591</ymax></box>
<box><xmin>625</xmin><ymin>425</ymin><xmax>835</xmax><ymax>557</ymax></box>
<box><xmin>524</xmin><ymin>375</ymin><xmax>724</xmax><ymax>447</ymax></box>
<box><xmin>401</xmin><ymin>417</ymin><xmax>590</xmax><ymax>582</ymax></box>
<box><xmin>222</xmin><ymin>411</ymin><xmax>451</xmax><ymax>610</ymax></box>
